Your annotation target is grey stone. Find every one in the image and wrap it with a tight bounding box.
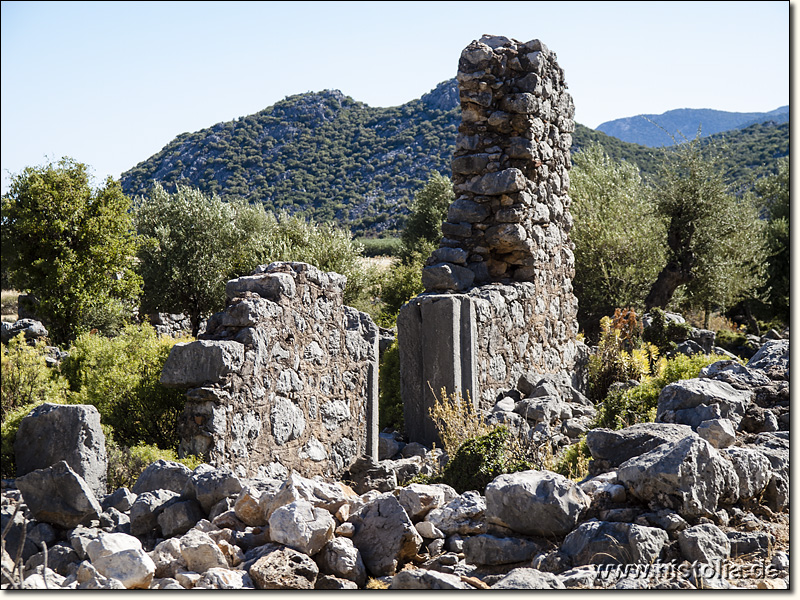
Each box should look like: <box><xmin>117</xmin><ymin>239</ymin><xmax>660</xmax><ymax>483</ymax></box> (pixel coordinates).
<box><xmin>424</xmin><ymin>490</ymin><xmax>486</xmax><ymax>536</ymax></box>
<box><xmin>747</xmin><ymin>339</ymin><xmax>789</xmax><ymax>372</ymax></box>
<box><xmin>131</xmin><ymin>460</ymin><xmax>193</xmax><ymax>495</ymax></box>
<box><xmin>157</xmin><ymin>499</ymin><xmax>205</xmax><ymax>538</ymax></box>
<box><xmin>160</xmin><ymin>339</ymin><xmax>245</xmax><ymax>387</ymax></box>
<box><xmin>225</xmin><ymin>272</ymin><xmax>296</xmax><ymax>301</ymax></box>
<box><xmin>446</xmin><ymin>198</ymin><xmax>491</xmax><ymax>223</ymax></box>
<box><xmin>390</xmin><ymin>568</ymin><xmax>472</xmax><ymax>589</ymax></box>
<box><xmin>92</xmin><ymin>547</ymin><xmax>155</xmax><ymax>589</ymax></box>
<box><xmin>431</xmin><ymin>247</ymin><xmax>469</xmax><ymax>265</ymax></box>
<box><xmin>150</xmin><ymin>538</ymin><xmax>187</xmax><ymax>579</ymax></box>
<box><xmin>559</xmin><ymin>566</ymin><xmax>597</xmax><ymax>588</ymax></box>
<box><xmin>1</xmin><ymin>318</ymin><xmax>48</xmax><ymax>344</ymax></box>
<box><xmin>14</xmin><ymin>403</ymin><xmax>107</xmax><ymax>498</ymax></box>
<box><xmin>463</xmin><ymin>168</ymin><xmax>527</xmax><ymax>196</ymax></box>
<box><xmin>485</xmin><ymin>470</ymin><xmax>589</xmax><ymax>536</ymax></box>
<box><xmin>101</xmin><ymin>487</ymin><xmax>136</xmax><ymax>513</ymax></box>
<box><xmin>726</xmin><ymin>531</ymin><xmax>774</xmax><ymax>557</ymax></box>
<box><xmin>699</xmin><ymin>360</ymin><xmax>772</xmax><ymax>389</ymax></box>
<box><xmin>344</xmin><ymin>456</ymin><xmax>397</xmax><ymax>495</ymax></box>
<box><xmin>129</xmin><ymin>489</ymin><xmax>180</xmax><ymax>537</ymax></box>
<box><xmin>421</xmin><ymin>262</ymin><xmax>475</xmax><ymax>292</ymax></box>
<box><xmin>194</xmin><ymin>568</ymin><xmax>254</xmax><ymax>589</ymax></box>
<box><xmin>617</xmin><ymin>436</ymin><xmax>739</xmax><ymax>517</ymax></box>
<box><xmin>183</xmin><ymin>467</ymin><xmax>242</xmax><ymax>513</ymax></box>
<box><xmin>485</xmin><ymin>223</ymin><xmax>529</xmax><ymax>253</ymax></box>
<box><xmin>657</xmin><ymin>378</ymin><xmax>751</xmax><ymax>428</ymax></box>
<box><xmin>463</xmin><ymin>533</ymin><xmax>540</xmax><ymax>565</ymax></box>
<box><xmin>268</xmin><ymin>499</ymin><xmax>335</xmax><ymax>556</ymax></box>
<box><xmin>490</xmin><ymin>567</ymin><xmax>566</xmax><ymax>589</ymax></box>
<box><xmin>314</xmin><ymin>574</ymin><xmax>359</xmax><ymax>589</ymax></box>
<box><xmin>248</xmin><ymin>544</ymin><xmax>318</xmax><ymax>589</ymax></box>
<box><xmin>394</xmin><ymin>483</ymin><xmax>456</xmax><ymax>521</ymax></box>
<box><xmin>349</xmin><ymin>493</ymin><xmax>422</xmax><ymax>576</ymax></box>
<box><xmin>695</xmin><ymin>418</ymin><xmax>736</xmax><ymax>448</ymax></box>
<box><xmin>16</xmin><ymin>461</ymin><xmax>102</xmax><ymax>529</ymax></box>
<box><xmin>180</xmin><ymin>529</ymin><xmax>228</xmax><ymax>573</ymax></box>
<box><xmin>562</xmin><ymin>521</ymin><xmax>668</xmax><ymax>566</ymax></box>
<box><xmin>315</xmin><ymin>537</ymin><xmax>366</xmax><ymax>587</ymax></box>
<box><xmin>378</xmin><ymin>432</ymin><xmax>401</xmax><ymax>459</ymax></box>
<box><xmin>678</xmin><ymin>523</ymin><xmax>730</xmax><ymax>563</ymax></box>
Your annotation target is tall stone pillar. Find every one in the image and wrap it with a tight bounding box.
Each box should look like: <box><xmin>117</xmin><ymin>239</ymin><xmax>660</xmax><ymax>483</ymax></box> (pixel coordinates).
<box><xmin>399</xmin><ymin>35</ymin><xmax>580</xmax><ymax>445</ymax></box>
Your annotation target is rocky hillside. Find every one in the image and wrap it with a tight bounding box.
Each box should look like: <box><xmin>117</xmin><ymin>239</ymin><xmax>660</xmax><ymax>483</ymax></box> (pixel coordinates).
<box><xmin>121</xmin><ymin>82</ymin><xmax>788</xmax><ymax>237</ymax></box>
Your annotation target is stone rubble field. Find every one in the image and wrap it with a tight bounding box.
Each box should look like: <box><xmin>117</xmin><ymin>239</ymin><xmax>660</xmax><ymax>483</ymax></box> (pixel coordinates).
<box><xmin>1</xmin><ymin>338</ymin><xmax>788</xmax><ymax>590</ymax></box>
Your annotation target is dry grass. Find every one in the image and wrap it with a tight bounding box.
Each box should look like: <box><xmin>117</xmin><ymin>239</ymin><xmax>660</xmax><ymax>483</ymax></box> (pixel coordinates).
<box><xmin>1</xmin><ymin>289</ymin><xmax>20</xmax><ymax>323</ymax></box>
<box><xmin>427</xmin><ymin>386</ymin><xmax>492</xmax><ymax>459</ymax></box>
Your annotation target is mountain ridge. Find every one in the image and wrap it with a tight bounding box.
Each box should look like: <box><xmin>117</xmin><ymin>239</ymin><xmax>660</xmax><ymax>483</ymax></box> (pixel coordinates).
<box><xmin>121</xmin><ymin>81</ymin><xmax>788</xmax><ymax>236</ymax></box>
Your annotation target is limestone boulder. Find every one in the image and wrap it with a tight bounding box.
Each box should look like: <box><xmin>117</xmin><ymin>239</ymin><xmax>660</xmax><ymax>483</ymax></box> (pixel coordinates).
<box><xmin>390</xmin><ymin>569</ymin><xmax>472</xmax><ymax>590</ymax></box>
<box><xmin>183</xmin><ymin>467</ymin><xmax>242</xmax><ymax>514</ymax></box>
<box><xmin>129</xmin><ymin>490</ymin><xmax>180</xmax><ymax>537</ymax></box>
<box><xmin>678</xmin><ymin>523</ymin><xmax>731</xmax><ymax>563</ymax></box>
<box><xmin>248</xmin><ymin>545</ymin><xmax>318</xmax><ymax>590</ymax></box>
<box><xmin>617</xmin><ymin>436</ymin><xmax>739</xmax><ymax>518</ymax></box>
<box><xmin>394</xmin><ymin>483</ymin><xmax>457</xmax><ymax>521</ymax></box>
<box><xmin>194</xmin><ymin>568</ymin><xmax>255</xmax><ymax>590</ymax></box>
<box><xmin>157</xmin><ymin>499</ymin><xmax>205</xmax><ymax>538</ymax></box>
<box><xmin>463</xmin><ymin>533</ymin><xmax>540</xmax><ymax>565</ymax></box>
<box><xmin>696</xmin><ymin>418</ymin><xmax>737</xmax><ymax>448</ymax></box>
<box><xmin>349</xmin><ymin>494</ymin><xmax>422</xmax><ymax>576</ymax></box>
<box><xmin>131</xmin><ymin>460</ymin><xmax>193</xmax><ymax>495</ymax></box>
<box><xmin>585</xmin><ymin>423</ymin><xmax>695</xmax><ymax>467</ymax></box>
<box><xmin>699</xmin><ymin>360</ymin><xmax>772</xmax><ymax>389</ymax></box>
<box><xmin>485</xmin><ymin>470</ymin><xmax>589</xmax><ymax>537</ymax></box>
<box><xmin>14</xmin><ymin>403</ymin><xmax>107</xmax><ymax>498</ymax></box>
<box><xmin>656</xmin><ymin>378</ymin><xmax>751</xmax><ymax>429</ymax></box>
<box><xmin>747</xmin><ymin>339</ymin><xmax>789</xmax><ymax>373</ymax></box>
<box><xmin>421</xmin><ymin>262</ymin><xmax>475</xmax><ymax>292</ymax></box>
<box><xmin>423</xmin><ymin>490</ymin><xmax>486</xmax><ymax>536</ymax></box>
<box><xmin>268</xmin><ymin>499</ymin><xmax>335</xmax><ymax>557</ymax></box>
<box><xmin>562</xmin><ymin>521</ymin><xmax>668</xmax><ymax>566</ymax></box>
<box><xmin>16</xmin><ymin>461</ymin><xmax>102</xmax><ymax>529</ymax></box>
<box><xmin>490</xmin><ymin>568</ymin><xmax>566</xmax><ymax>589</ymax></box>
<box><xmin>179</xmin><ymin>529</ymin><xmax>228</xmax><ymax>573</ymax></box>
<box><xmin>92</xmin><ymin>548</ymin><xmax>155</xmax><ymax>589</ymax></box>
<box><xmin>315</xmin><ymin>536</ymin><xmax>366</xmax><ymax>587</ymax></box>
<box><xmin>721</xmin><ymin>447</ymin><xmax>772</xmax><ymax>501</ymax></box>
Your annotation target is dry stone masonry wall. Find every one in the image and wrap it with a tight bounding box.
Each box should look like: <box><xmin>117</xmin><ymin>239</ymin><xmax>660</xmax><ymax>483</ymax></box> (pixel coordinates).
<box><xmin>400</xmin><ymin>35</ymin><xmax>581</xmax><ymax>446</ymax></box>
<box><xmin>160</xmin><ymin>262</ymin><xmax>379</xmax><ymax>479</ymax></box>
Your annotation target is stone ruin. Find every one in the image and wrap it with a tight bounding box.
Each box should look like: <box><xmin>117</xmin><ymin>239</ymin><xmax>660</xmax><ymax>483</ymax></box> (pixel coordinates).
<box><xmin>399</xmin><ymin>35</ymin><xmax>583</xmax><ymax>446</ymax></box>
<box><xmin>160</xmin><ymin>262</ymin><xmax>379</xmax><ymax>479</ymax></box>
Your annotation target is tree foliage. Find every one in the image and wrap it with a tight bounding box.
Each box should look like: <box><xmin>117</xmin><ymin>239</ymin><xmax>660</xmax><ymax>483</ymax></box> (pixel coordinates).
<box><xmin>1</xmin><ymin>158</ymin><xmax>142</xmax><ymax>343</ymax></box>
<box><xmin>134</xmin><ymin>183</ymin><xmax>375</xmax><ymax>333</ymax></box>
<box><xmin>644</xmin><ymin>139</ymin><xmax>767</xmax><ymax>323</ymax></box>
<box><xmin>569</xmin><ymin>145</ymin><xmax>666</xmax><ymax>334</ymax></box>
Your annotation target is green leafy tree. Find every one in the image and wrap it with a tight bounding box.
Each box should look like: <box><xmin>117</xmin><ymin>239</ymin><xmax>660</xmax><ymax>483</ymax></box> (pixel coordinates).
<box><xmin>569</xmin><ymin>145</ymin><xmax>666</xmax><ymax>335</ymax></box>
<box><xmin>399</xmin><ymin>171</ymin><xmax>453</xmax><ymax>263</ymax></box>
<box><xmin>644</xmin><ymin>139</ymin><xmax>767</xmax><ymax>323</ymax></box>
<box><xmin>753</xmin><ymin>157</ymin><xmax>789</xmax><ymax>322</ymax></box>
<box><xmin>1</xmin><ymin>158</ymin><xmax>142</xmax><ymax>343</ymax></box>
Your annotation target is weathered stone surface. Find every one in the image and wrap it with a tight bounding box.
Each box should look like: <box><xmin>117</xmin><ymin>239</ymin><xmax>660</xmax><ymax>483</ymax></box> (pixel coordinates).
<box><xmin>16</xmin><ymin>461</ymin><xmax>102</xmax><ymax>528</ymax></box>
<box><xmin>585</xmin><ymin>423</ymin><xmax>695</xmax><ymax>466</ymax></box>
<box><xmin>14</xmin><ymin>403</ymin><xmax>107</xmax><ymax>498</ymax></box>
<box><xmin>349</xmin><ymin>494</ymin><xmax>422</xmax><ymax>576</ymax></box>
<box><xmin>315</xmin><ymin>537</ymin><xmax>366</xmax><ymax>587</ymax></box>
<box><xmin>194</xmin><ymin>568</ymin><xmax>255</xmax><ymax>589</ymax></box>
<box><xmin>421</xmin><ymin>262</ymin><xmax>476</xmax><ymax>292</ymax></box>
<box><xmin>720</xmin><ymin>447</ymin><xmax>772</xmax><ymax>501</ymax></box>
<box><xmin>485</xmin><ymin>470</ymin><xmax>589</xmax><ymax>537</ymax></box>
<box><xmin>562</xmin><ymin>521</ymin><xmax>668</xmax><ymax>566</ymax></box>
<box><xmin>695</xmin><ymin>418</ymin><xmax>736</xmax><ymax>448</ymax></box>
<box><xmin>617</xmin><ymin>436</ymin><xmax>739</xmax><ymax>517</ymax></box>
<box><xmin>179</xmin><ymin>529</ymin><xmax>228</xmax><ymax>573</ymax></box>
<box><xmin>129</xmin><ymin>489</ymin><xmax>180</xmax><ymax>537</ymax></box>
<box><xmin>424</xmin><ymin>490</ymin><xmax>486</xmax><ymax>536</ymax></box>
<box><xmin>102</xmin><ymin>487</ymin><xmax>136</xmax><ymax>513</ymax></box>
<box><xmin>157</xmin><ymin>499</ymin><xmax>205</xmax><ymax>538</ymax></box>
<box><xmin>747</xmin><ymin>339</ymin><xmax>789</xmax><ymax>372</ymax></box>
<box><xmin>161</xmin><ymin>340</ymin><xmax>245</xmax><ymax>387</ymax></box>
<box><xmin>490</xmin><ymin>568</ymin><xmax>566</xmax><ymax>589</ymax></box>
<box><xmin>92</xmin><ymin>548</ymin><xmax>156</xmax><ymax>589</ymax></box>
<box><xmin>656</xmin><ymin>378</ymin><xmax>751</xmax><ymax>428</ymax></box>
<box><xmin>150</xmin><ymin>538</ymin><xmax>187</xmax><ymax>579</ymax></box>
<box><xmin>248</xmin><ymin>544</ymin><xmax>318</xmax><ymax>590</ymax></box>
<box><xmin>394</xmin><ymin>483</ymin><xmax>457</xmax><ymax>521</ymax></box>
<box><xmin>344</xmin><ymin>456</ymin><xmax>398</xmax><ymax>495</ymax></box>
<box><xmin>727</xmin><ymin>531</ymin><xmax>774</xmax><ymax>557</ymax></box>
<box><xmin>463</xmin><ymin>533</ymin><xmax>540</xmax><ymax>565</ymax></box>
<box><xmin>183</xmin><ymin>467</ymin><xmax>242</xmax><ymax>514</ymax></box>
<box><xmin>699</xmin><ymin>360</ymin><xmax>772</xmax><ymax>389</ymax></box>
<box><xmin>678</xmin><ymin>523</ymin><xmax>731</xmax><ymax>563</ymax></box>
<box><xmin>132</xmin><ymin>460</ymin><xmax>193</xmax><ymax>495</ymax></box>
<box><xmin>390</xmin><ymin>568</ymin><xmax>472</xmax><ymax>589</ymax></box>
<box><xmin>268</xmin><ymin>499</ymin><xmax>335</xmax><ymax>556</ymax></box>
<box><xmin>171</xmin><ymin>263</ymin><xmax>379</xmax><ymax>478</ymax></box>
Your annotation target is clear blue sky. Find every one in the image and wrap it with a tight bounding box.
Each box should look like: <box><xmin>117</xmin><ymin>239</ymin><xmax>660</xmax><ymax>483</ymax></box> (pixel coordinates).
<box><xmin>1</xmin><ymin>1</ymin><xmax>790</xmax><ymax>192</ymax></box>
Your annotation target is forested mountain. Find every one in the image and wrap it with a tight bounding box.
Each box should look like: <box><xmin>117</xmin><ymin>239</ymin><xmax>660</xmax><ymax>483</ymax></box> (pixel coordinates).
<box><xmin>596</xmin><ymin>105</ymin><xmax>789</xmax><ymax>148</ymax></box>
<box><xmin>121</xmin><ymin>80</ymin><xmax>789</xmax><ymax>236</ymax></box>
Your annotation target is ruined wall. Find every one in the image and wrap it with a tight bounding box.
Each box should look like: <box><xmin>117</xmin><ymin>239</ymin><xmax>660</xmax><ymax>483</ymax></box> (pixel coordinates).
<box><xmin>400</xmin><ymin>35</ymin><xmax>581</xmax><ymax>446</ymax></box>
<box><xmin>161</xmin><ymin>262</ymin><xmax>378</xmax><ymax>479</ymax></box>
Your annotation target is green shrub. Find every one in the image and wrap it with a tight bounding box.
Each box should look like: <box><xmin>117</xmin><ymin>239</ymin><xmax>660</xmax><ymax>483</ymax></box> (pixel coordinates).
<box><xmin>105</xmin><ymin>426</ymin><xmax>203</xmax><ymax>491</ymax></box>
<box><xmin>378</xmin><ymin>341</ymin><xmax>404</xmax><ymax>431</ymax></box>
<box><xmin>358</xmin><ymin>237</ymin><xmax>402</xmax><ymax>257</ymax></box>
<box><xmin>593</xmin><ymin>352</ymin><xmax>733</xmax><ymax>430</ymax></box>
<box><xmin>1</xmin><ymin>335</ymin><xmax>70</xmax><ymax>423</ymax></box>
<box><xmin>553</xmin><ymin>439</ymin><xmax>591</xmax><ymax>481</ymax></box>
<box><xmin>436</xmin><ymin>426</ymin><xmax>531</xmax><ymax>494</ymax></box>
<box><xmin>641</xmin><ymin>307</ymin><xmax>692</xmax><ymax>355</ymax></box>
<box><xmin>588</xmin><ymin>309</ymin><xmax>658</xmax><ymax>401</ymax></box>
<box><xmin>377</xmin><ymin>257</ymin><xmax>425</xmax><ymax>327</ymax></box>
<box><xmin>62</xmin><ymin>324</ymin><xmax>189</xmax><ymax>449</ymax></box>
